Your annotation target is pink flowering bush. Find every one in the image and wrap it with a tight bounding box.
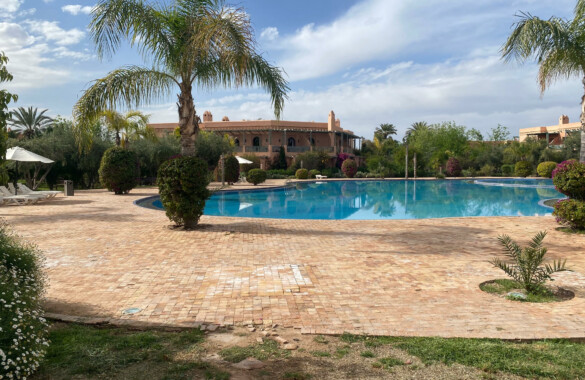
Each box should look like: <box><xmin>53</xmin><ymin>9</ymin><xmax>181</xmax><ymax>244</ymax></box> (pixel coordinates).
<box><xmin>553</xmin><ymin>199</ymin><xmax>585</xmax><ymax>230</ymax></box>
<box><xmin>341</xmin><ymin>159</ymin><xmax>358</xmax><ymax>178</ymax></box>
<box><xmin>0</xmin><ymin>221</ymin><xmax>49</xmax><ymax>378</ymax></box>
<box><xmin>552</xmin><ymin>159</ymin><xmax>585</xmax><ymax>200</ymax></box>
<box><xmin>446</xmin><ymin>157</ymin><xmax>462</xmax><ymax>177</ymax></box>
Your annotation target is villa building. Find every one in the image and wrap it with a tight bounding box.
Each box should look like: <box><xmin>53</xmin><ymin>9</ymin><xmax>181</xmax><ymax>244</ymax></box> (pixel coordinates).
<box><xmin>149</xmin><ymin>110</ymin><xmax>361</xmax><ymax>168</ymax></box>
<box><xmin>519</xmin><ymin>115</ymin><xmax>582</xmax><ymax>145</ymax></box>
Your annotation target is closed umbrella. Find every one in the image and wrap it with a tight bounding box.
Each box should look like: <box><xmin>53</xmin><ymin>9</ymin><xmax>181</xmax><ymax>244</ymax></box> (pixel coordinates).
<box><xmin>235</xmin><ymin>156</ymin><xmax>253</xmax><ymax>164</ymax></box>
<box><xmin>6</xmin><ymin>147</ymin><xmax>54</xmax><ymax>194</ymax></box>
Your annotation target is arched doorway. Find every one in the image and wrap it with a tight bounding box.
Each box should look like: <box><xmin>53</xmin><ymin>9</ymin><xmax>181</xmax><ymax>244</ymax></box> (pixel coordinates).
<box><xmin>287</xmin><ymin>137</ymin><xmax>296</xmax><ymax>147</ymax></box>
<box><xmin>234</xmin><ymin>138</ymin><xmax>240</xmax><ymax>146</ymax></box>
<box><xmin>253</xmin><ymin>137</ymin><xmax>260</xmax><ymax>146</ymax></box>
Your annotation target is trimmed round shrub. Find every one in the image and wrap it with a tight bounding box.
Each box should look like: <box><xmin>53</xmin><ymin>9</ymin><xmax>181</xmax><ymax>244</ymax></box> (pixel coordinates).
<box><xmin>0</xmin><ymin>222</ymin><xmax>48</xmax><ymax>379</ymax></box>
<box><xmin>480</xmin><ymin>164</ymin><xmax>495</xmax><ymax>176</ymax></box>
<box><xmin>99</xmin><ymin>147</ymin><xmax>138</xmax><ymax>194</ymax></box>
<box><xmin>552</xmin><ymin>160</ymin><xmax>585</xmax><ymax>200</ymax></box>
<box><xmin>246</xmin><ymin>169</ymin><xmax>267</xmax><ymax>185</ymax></box>
<box><xmin>308</xmin><ymin>169</ymin><xmax>320</xmax><ymax>179</ymax></box>
<box><xmin>224</xmin><ymin>155</ymin><xmax>240</xmax><ymax>184</ymax></box>
<box><xmin>295</xmin><ymin>168</ymin><xmax>309</xmax><ymax>179</ymax></box>
<box><xmin>537</xmin><ymin>161</ymin><xmax>558</xmax><ymax>178</ymax></box>
<box><xmin>553</xmin><ymin>199</ymin><xmax>585</xmax><ymax>230</ymax></box>
<box><xmin>157</xmin><ymin>156</ymin><xmax>211</xmax><ymax>228</ymax></box>
<box><xmin>446</xmin><ymin>157</ymin><xmax>461</xmax><ymax>177</ymax></box>
<box><xmin>514</xmin><ymin>161</ymin><xmax>533</xmax><ymax>177</ymax></box>
<box><xmin>341</xmin><ymin>159</ymin><xmax>357</xmax><ymax>178</ymax></box>
<box><xmin>501</xmin><ymin>164</ymin><xmax>514</xmax><ymax>176</ymax></box>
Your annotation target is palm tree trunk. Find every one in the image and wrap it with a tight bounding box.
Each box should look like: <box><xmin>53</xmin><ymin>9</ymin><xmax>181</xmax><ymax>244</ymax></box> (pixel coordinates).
<box><xmin>178</xmin><ymin>82</ymin><xmax>198</xmax><ymax>156</ymax></box>
<box><xmin>581</xmin><ymin>77</ymin><xmax>585</xmax><ymax>163</ymax></box>
<box><xmin>115</xmin><ymin>132</ymin><xmax>121</xmax><ymax>146</ymax></box>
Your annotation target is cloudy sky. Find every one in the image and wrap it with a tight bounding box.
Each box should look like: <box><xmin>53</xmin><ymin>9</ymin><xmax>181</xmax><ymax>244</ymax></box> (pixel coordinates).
<box><xmin>0</xmin><ymin>0</ymin><xmax>582</xmax><ymax>139</ymax></box>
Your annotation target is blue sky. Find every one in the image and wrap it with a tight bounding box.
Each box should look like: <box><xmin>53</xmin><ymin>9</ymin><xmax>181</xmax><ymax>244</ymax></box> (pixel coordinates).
<box><xmin>0</xmin><ymin>0</ymin><xmax>581</xmax><ymax>140</ymax></box>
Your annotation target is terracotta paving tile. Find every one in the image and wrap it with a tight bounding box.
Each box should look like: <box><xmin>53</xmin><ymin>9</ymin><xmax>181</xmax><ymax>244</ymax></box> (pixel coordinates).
<box><xmin>2</xmin><ymin>187</ymin><xmax>585</xmax><ymax>338</ymax></box>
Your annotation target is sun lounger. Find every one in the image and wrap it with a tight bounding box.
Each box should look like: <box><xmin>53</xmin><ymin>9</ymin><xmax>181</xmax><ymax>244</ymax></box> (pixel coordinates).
<box><xmin>0</xmin><ymin>186</ymin><xmax>44</xmax><ymax>203</ymax></box>
<box><xmin>0</xmin><ymin>192</ymin><xmax>39</xmax><ymax>205</ymax></box>
<box><xmin>11</xmin><ymin>183</ymin><xmax>60</xmax><ymax>198</ymax></box>
<box><xmin>315</xmin><ymin>175</ymin><xmax>328</xmax><ymax>179</ymax></box>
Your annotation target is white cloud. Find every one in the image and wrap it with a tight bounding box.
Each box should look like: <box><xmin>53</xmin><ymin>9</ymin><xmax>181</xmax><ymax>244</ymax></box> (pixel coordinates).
<box><xmin>260</xmin><ymin>27</ymin><xmax>279</xmax><ymax>41</ymax></box>
<box><xmin>25</xmin><ymin>20</ymin><xmax>85</xmax><ymax>45</ymax></box>
<box><xmin>61</xmin><ymin>4</ymin><xmax>94</xmax><ymax>15</ymax></box>
<box><xmin>0</xmin><ymin>22</ymin><xmax>35</xmax><ymax>48</ymax></box>
<box><xmin>53</xmin><ymin>46</ymin><xmax>93</xmax><ymax>61</ymax></box>
<box><xmin>17</xmin><ymin>7</ymin><xmax>36</xmax><ymax>17</ymax></box>
<box><xmin>0</xmin><ymin>0</ymin><xmax>23</xmax><ymax>13</ymax></box>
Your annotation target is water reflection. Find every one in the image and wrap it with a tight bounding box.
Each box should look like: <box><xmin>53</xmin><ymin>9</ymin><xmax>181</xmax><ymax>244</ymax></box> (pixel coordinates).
<box><xmin>201</xmin><ymin>179</ymin><xmax>563</xmax><ymax>220</ymax></box>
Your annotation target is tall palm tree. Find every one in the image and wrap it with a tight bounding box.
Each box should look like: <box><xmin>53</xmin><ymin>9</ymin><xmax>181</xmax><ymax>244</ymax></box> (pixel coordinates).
<box><xmin>74</xmin><ymin>0</ymin><xmax>288</xmax><ymax>155</ymax></box>
<box><xmin>8</xmin><ymin>106</ymin><xmax>53</xmax><ymax>139</ymax></box>
<box><xmin>404</xmin><ymin>121</ymin><xmax>428</xmax><ymax>143</ymax></box>
<box><xmin>501</xmin><ymin>3</ymin><xmax>585</xmax><ymax>162</ymax></box>
<box><xmin>99</xmin><ymin>109</ymin><xmax>154</xmax><ymax>148</ymax></box>
<box><xmin>374</xmin><ymin>123</ymin><xmax>397</xmax><ymax>141</ymax></box>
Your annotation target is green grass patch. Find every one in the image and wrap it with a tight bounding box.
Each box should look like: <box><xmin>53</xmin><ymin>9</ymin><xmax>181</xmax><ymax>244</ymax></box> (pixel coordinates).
<box><xmin>311</xmin><ymin>350</ymin><xmax>331</xmax><ymax>357</ymax></box>
<box><xmin>367</xmin><ymin>336</ymin><xmax>585</xmax><ymax>378</ymax></box>
<box><xmin>480</xmin><ymin>279</ymin><xmax>569</xmax><ymax>303</ymax></box>
<box><xmin>313</xmin><ymin>335</ymin><xmax>329</xmax><ymax>344</ymax></box>
<box><xmin>360</xmin><ymin>350</ymin><xmax>376</xmax><ymax>358</ymax></box>
<box><xmin>556</xmin><ymin>226</ymin><xmax>585</xmax><ymax>235</ymax></box>
<box><xmin>377</xmin><ymin>357</ymin><xmax>404</xmax><ymax>369</ymax></box>
<box><xmin>339</xmin><ymin>332</ymin><xmax>361</xmax><ymax>343</ymax></box>
<box><xmin>33</xmin><ymin>323</ymin><xmax>218</xmax><ymax>379</ymax></box>
<box><xmin>334</xmin><ymin>346</ymin><xmax>351</xmax><ymax>359</ymax></box>
<box><xmin>219</xmin><ymin>339</ymin><xmax>290</xmax><ymax>363</ymax></box>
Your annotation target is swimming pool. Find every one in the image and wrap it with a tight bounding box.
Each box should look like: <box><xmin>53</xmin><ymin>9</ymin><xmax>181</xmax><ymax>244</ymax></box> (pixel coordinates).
<box><xmin>138</xmin><ymin>178</ymin><xmax>564</xmax><ymax>220</ymax></box>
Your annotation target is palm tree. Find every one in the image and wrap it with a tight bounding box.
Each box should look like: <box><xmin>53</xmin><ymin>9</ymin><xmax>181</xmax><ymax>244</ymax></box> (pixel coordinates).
<box><xmin>99</xmin><ymin>109</ymin><xmax>154</xmax><ymax>148</ymax></box>
<box><xmin>501</xmin><ymin>3</ymin><xmax>585</xmax><ymax>162</ymax></box>
<box><xmin>8</xmin><ymin>107</ymin><xmax>53</xmax><ymax>139</ymax></box>
<box><xmin>404</xmin><ymin>121</ymin><xmax>428</xmax><ymax>143</ymax></box>
<box><xmin>374</xmin><ymin>123</ymin><xmax>397</xmax><ymax>141</ymax></box>
<box><xmin>74</xmin><ymin>0</ymin><xmax>288</xmax><ymax>155</ymax></box>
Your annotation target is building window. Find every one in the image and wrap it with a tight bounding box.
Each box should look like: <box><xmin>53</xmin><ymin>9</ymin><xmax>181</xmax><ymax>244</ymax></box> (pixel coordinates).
<box><xmin>234</xmin><ymin>138</ymin><xmax>240</xmax><ymax>146</ymax></box>
<box><xmin>310</xmin><ymin>138</ymin><xmax>315</xmax><ymax>146</ymax></box>
<box><xmin>253</xmin><ymin>137</ymin><xmax>260</xmax><ymax>146</ymax></box>
<box><xmin>287</xmin><ymin>137</ymin><xmax>296</xmax><ymax>147</ymax></box>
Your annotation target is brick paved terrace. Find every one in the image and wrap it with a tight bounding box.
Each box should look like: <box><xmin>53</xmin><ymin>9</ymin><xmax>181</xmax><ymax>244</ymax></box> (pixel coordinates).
<box><xmin>2</xmin><ymin>186</ymin><xmax>585</xmax><ymax>339</ymax></box>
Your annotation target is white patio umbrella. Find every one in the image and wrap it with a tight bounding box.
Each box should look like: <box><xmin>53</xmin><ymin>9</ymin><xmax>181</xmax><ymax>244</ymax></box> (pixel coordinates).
<box><xmin>6</xmin><ymin>147</ymin><xmax>54</xmax><ymax>194</ymax></box>
<box><xmin>235</xmin><ymin>156</ymin><xmax>253</xmax><ymax>164</ymax></box>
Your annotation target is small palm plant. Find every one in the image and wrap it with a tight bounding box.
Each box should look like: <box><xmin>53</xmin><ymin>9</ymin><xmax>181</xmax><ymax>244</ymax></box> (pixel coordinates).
<box><xmin>491</xmin><ymin>231</ymin><xmax>568</xmax><ymax>294</ymax></box>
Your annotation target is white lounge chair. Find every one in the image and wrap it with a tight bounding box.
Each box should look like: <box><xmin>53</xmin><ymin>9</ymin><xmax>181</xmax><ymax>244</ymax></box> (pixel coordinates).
<box><xmin>11</xmin><ymin>183</ymin><xmax>60</xmax><ymax>198</ymax></box>
<box><xmin>0</xmin><ymin>192</ymin><xmax>39</xmax><ymax>205</ymax></box>
<box><xmin>0</xmin><ymin>186</ymin><xmax>43</xmax><ymax>203</ymax></box>
<box><xmin>315</xmin><ymin>174</ymin><xmax>328</xmax><ymax>179</ymax></box>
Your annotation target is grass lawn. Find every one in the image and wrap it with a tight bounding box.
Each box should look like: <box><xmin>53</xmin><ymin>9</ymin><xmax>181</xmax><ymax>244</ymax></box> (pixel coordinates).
<box><xmin>31</xmin><ymin>323</ymin><xmax>585</xmax><ymax>379</ymax></box>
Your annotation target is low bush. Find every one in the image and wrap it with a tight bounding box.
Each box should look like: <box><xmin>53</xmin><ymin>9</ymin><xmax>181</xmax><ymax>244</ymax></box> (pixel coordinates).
<box><xmin>295</xmin><ymin>168</ymin><xmax>309</xmax><ymax>179</ymax></box>
<box><xmin>501</xmin><ymin>164</ymin><xmax>514</xmax><ymax>176</ymax></box>
<box><xmin>462</xmin><ymin>168</ymin><xmax>476</xmax><ymax>177</ymax></box>
<box><xmin>224</xmin><ymin>155</ymin><xmax>240</xmax><ymax>184</ymax></box>
<box><xmin>446</xmin><ymin>157</ymin><xmax>462</xmax><ymax>177</ymax></box>
<box><xmin>355</xmin><ymin>171</ymin><xmax>367</xmax><ymax>178</ymax></box>
<box><xmin>514</xmin><ymin>161</ymin><xmax>533</xmax><ymax>177</ymax></box>
<box><xmin>552</xmin><ymin>160</ymin><xmax>585</xmax><ymax>200</ymax></box>
<box><xmin>99</xmin><ymin>147</ymin><xmax>138</xmax><ymax>194</ymax></box>
<box><xmin>157</xmin><ymin>156</ymin><xmax>211</xmax><ymax>228</ymax></box>
<box><xmin>537</xmin><ymin>161</ymin><xmax>558</xmax><ymax>178</ymax></box>
<box><xmin>308</xmin><ymin>169</ymin><xmax>320</xmax><ymax>178</ymax></box>
<box><xmin>436</xmin><ymin>172</ymin><xmax>446</xmax><ymax>179</ymax></box>
<box><xmin>0</xmin><ymin>222</ymin><xmax>49</xmax><ymax>379</ymax></box>
<box><xmin>247</xmin><ymin>169</ymin><xmax>267</xmax><ymax>185</ymax></box>
<box><xmin>480</xmin><ymin>164</ymin><xmax>495</xmax><ymax>176</ymax></box>
<box><xmin>553</xmin><ymin>199</ymin><xmax>585</xmax><ymax>230</ymax></box>
<box><xmin>341</xmin><ymin>159</ymin><xmax>358</xmax><ymax>178</ymax></box>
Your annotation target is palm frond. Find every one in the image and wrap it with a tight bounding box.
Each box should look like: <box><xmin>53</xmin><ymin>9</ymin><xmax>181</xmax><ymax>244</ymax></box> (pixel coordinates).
<box><xmin>497</xmin><ymin>234</ymin><xmax>522</xmax><ymax>260</ymax></box>
<box><xmin>544</xmin><ymin>259</ymin><xmax>568</xmax><ymax>274</ymax></box>
<box><xmin>528</xmin><ymin>230</ymin><xmax>547</xmax><ymax>250</ymax></box>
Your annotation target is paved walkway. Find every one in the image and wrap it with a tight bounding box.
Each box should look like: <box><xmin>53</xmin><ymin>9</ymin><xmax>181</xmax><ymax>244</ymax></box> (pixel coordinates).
<box><xmin>2</xmin><ymin>187</ymin><xmax>585</xmax><ymax>338</ymax></box>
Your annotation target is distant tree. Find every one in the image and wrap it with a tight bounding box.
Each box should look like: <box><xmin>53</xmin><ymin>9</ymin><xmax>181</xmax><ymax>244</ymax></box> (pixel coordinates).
<box><xmin>99</xmin><ymin>109</ymin><xmax>154</xmax><ymax>147</ymax></box>
<box><xmin>501</xmin><ymin>3</ymin><xmax>585</xmax><ymax>162</ymax></box>
<box><xmin>374</xmin><ymin>123</ymin><xmax>397</xmax><ymax>141</ymax></box>
<box><xmin>488</xmin><ymin>124</ymin><xmax>510</xmax><ymax>141</ymax></box>
<box><xmin>404</xmin><ymin>121</ymin><xmax>428</xmax><ymax>143</ymax></box>
<box><xmin>0</xmin><ymin>52</ymin><xmax>18</xmax><ymax>163</ymax></box>
<box><xmin>466</xmin><ymin>128</ymin><xmax>484</xmax><ymax>141</ymax></box>
<box><xmin>8</xmin><ymin>107</ymin><xmax>52</xmax><ymax>139</ymax></box>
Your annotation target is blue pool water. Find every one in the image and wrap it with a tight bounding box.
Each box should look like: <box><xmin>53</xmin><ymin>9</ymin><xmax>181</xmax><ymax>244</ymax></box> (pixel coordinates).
<box><xmin>143</xmin><ymin>178</ymin><xmax>564</xmax><ymax>220</ymax></box>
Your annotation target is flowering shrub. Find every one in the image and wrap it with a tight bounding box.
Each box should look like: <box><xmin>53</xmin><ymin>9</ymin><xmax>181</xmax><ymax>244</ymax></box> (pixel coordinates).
<box><xmin>537</xmin><ymin>161</ymin><xmax>558</xmax><ymax>178</ymax></box>
<box><xmin>99</xmin><ymin>146</ymin><xmax>138</xmax><ymax>194</ymax></box>
<box><xmin>0</xmin><ymin>221</ymin><xmax>49</xmax><ymax>379</ymax></box>
<box><xmin>341</xmin><ymin>159</ymin><xmax>357</xmax><ymax>178</ymax></box>
<box><xmin>552</xmin><ymin>160</ymin><xmax>585</xmax><ymax>200</ymax></box>
<box><xmin>246</xmin><ymin>169</ymin><xmax>267</xmax><ymax>185</ymax></box>
<box><xmin>157</xmin><ymin>156</ymin><xmax>211</xmax><ymax>228</ymax></box>
<box><xmin>553</xmin><ymin>199</ymin><xmax>585</xmax><ymax>230</ymax></box>
<box><xmin>446</xmin><ymin>157</ymin><xmax>462</xmax><ymax>177</ymax></box>
<box><xmin>336</xmin><ymin>153</ymin><xmax>351</xmax><ymax>168</ymax></box>
<box><xmin>514</xmin><ymin>161</ymin><xmax>533</xmax><ymax>177</ymax></box>
<box><xmin>295</xmin><ymin>168</ymin><xmax>309</xmax><ymax>179</ymax></box>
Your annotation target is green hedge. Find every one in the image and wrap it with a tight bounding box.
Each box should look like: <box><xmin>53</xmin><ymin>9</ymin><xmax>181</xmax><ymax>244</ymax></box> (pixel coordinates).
<box><xmin>537</xmin><ymin>161</ymin><xmax>557</xmax><ymax>178</ymax></box>
<box><xmin>224</xmin><ymin>155</ymin><xmax>240</xmax><ymax>184</ymax></box>
<box><xmin>246</xmin><ymin>169</ymin><xmax>267</xmax><ymax>185</ymax></box>
<box><xmin>157</xmin><ymin>156</ymin><xmax>211</xmax><ymax>228</ymax></box>
<box><xmin>514</xmin><ymin>161</ymin><xmax>533</xmax><ymax>177</ymax></box>
<box><xmin>295</xmin><ymin>168</ymin><xmax>309</xmax><ymax>179</ymax></box>
<box><xmin>99</xmin><ymin>147</ymin><xmax>138</xmax><ymax>194</ymax></box>
<box><xmin>553</xmin><ymin>199</ymin><xmax>585</xmax><ymax>230</ymax></box>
